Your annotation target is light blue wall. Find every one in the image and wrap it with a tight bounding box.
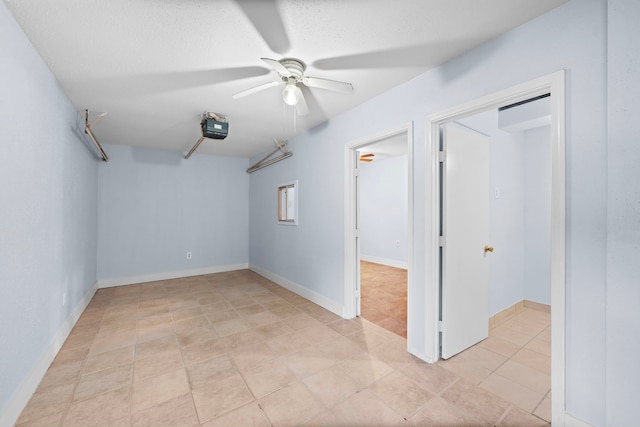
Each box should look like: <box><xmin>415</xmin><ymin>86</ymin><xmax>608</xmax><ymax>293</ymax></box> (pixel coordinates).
<box><xmin>248</xmin><ymin>0</ymin><xmax>609</xmax><ymax>423</ymax></box>
<box><xmin>97</xmin><ymin>145</ymin><xmax>249</xmax><ymax>281</ymax></box>
<box><xmin>524</xmin><ymin>126</ymin><xmax>552</xmax><ymax>305</ymax></box>
<box><xmin>606</xmin><ymin>0</ymin><xmax>640</xmax><ymax>425</ymax></box>
<box><xmin>0</xmin><ymin>0</ymin><xmax>98</xmax><ymax>418</ymax></box>
<box><xmin>359</xmin><ymin>155</ymin><xmax>408</xmax><ymax>266</ymax></box>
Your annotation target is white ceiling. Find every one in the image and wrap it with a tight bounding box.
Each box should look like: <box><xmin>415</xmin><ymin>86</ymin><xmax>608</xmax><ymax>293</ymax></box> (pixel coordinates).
<box><xmin>5</xmin><ymin>0</ymin><xmax>567</xmax><ymax>158</ymax></box>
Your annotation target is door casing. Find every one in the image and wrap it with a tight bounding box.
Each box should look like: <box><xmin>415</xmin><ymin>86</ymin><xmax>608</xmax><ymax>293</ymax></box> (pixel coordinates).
<box><xmin>343</xmin><ymin>122</ymin><xmax>414</xmax><ymax>341</ymax></box>
<box><xmin>425</xmin><ymin>71</ymin><xmax>565</xmax><ymax>424</ymax></box>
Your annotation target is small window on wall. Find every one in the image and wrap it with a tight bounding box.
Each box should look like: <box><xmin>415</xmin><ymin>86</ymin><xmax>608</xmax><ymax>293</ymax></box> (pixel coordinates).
<box><xmin>278</xmin><ymin>181</ymin><xmax>298</xmax><ymax>225</ymax></box>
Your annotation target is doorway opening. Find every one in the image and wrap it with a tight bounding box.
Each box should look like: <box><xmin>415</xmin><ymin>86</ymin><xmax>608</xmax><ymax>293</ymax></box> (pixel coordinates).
<box><xmin>358</xmin><ymin>135</ymin><xmax>409</xmax><ymax>337</ymax></box>
<box><xmin>437</xmin><ymin>97</ymin><xmax>553</xmax><ymax>420</ymax></box>
<box><xmin>425</xmin><ymin>71</ymin><xmax>565</xmax><ymax>424</ymax></box>
<box><xmin>343</xmin><ymin>122</ymin><xmax>413</xmax><ymax>342</ymax></box>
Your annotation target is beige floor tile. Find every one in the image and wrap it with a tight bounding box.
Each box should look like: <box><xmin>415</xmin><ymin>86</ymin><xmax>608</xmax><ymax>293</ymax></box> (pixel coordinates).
<box><xmin>258</xmin><ymin>381</ymin><xmax>324</xmax><ymax>427</ymax></box>
<box><xmin>346</xmin><ymin>328</ymin><xmax>391</xmax><ymax>350</ymax></box>
<box><xmin>242</xmin><ymin>358</ymin><xmax>297</xmax><ymax>398</ymax></box>
<box><xmin>326</xmin><ymin>318</ymin><xmax>363</xmax><ymax>336</ymax></box>
<box><xmin>136</xmin><ymin>322</ymin><xmax>175</xmax><ymax>343</ymax></box>
<box><xmin>64</xmin><ymin>386</ymin><xmax>131</xmax><ymax>427</ymax></box>
<box><xmin>331</xmin><ymin>389</ymin><xmax>408</xmax><ymax>426</ymax></box>
<box><xmin>498</xmin><ymin>405</ymin><xmax>550</xmax><ymax>426</ymax></box>
<box><xmin>15</xmin><ymin>410</ymin><xmax>64</xmax><ymax>427</ymax></box>
<box><xmin>83</xmin><ymin>345</ymin><xmax>134</xmax><ymax>375</ymax></box>
<box><xmin>187</xmin><ymin>354</ymin><xmax>238</xmax><ymax>389</ymax></box>
<box><xmin>230</xmin><ymin>341</ymin><xmax>276</xmax><ymax>372</ymax></box>
<box><xmin>491</xmin><ymin>324</ymin><xmax>534</xmax><ymax>347</ymax></box>
<box><xmin>244</xmin><ymin>310</ymin><xmax>282</xmax><ymax>328</ymax></box>
<box><xmin>172</xmin><ymin>307</ymin><xmax>204</xmax><ymax>322</ymax></box>
<box><xmin>205</xmin><ymin>308</ymin><xmax>239</xmax><ymax>323</ymax></box>
<box><xmin>134</xmin><ymin>335</ymin><xmax>179</xmax><ymax>361</ymax></box>
<box><xmin>511</xmin><ymin>347</ymin><xmax>551</xmax><ymax>374</ymax></box>
<box><xmin>265</xmin><ymin>331</ymin><xmax>312</xmax><ymax>356</ymax></box>
<box><xmin>301</xmin><ymin>410</ymin><xmax>342</xmax><ymax>426</ymax></box>
<box><xmin>298</xmin><ymin>323</ymin><xmax>343</xmax><ymax>344</ymax></box>
<box><xmin>90</xmin><ymin>328</ymin><xmax>137</xmax><ymax>356</ymax></box>
<box><xmin>525</xmin><ymin>337</ymin><xmax>551</xmax><ymax>356</ymax></box>
<box><xmin>36</xmin><ymin>362</ymin><xmax>82</xmax><ymax>392</ymax></box>
<box><xmin>302</xmin><ymin>365</ymin><xmax>361</xmax><ymax>408</ymax></box>
<box><xmin>314</xmin><ymin>335</ymin><xmax>367</xmax><ymax>361</ymax></box>
<box><xmin>50</xmin><ymin>345</ymin><xmax>90</xmax><ymax>368</ymax></box>
<box><xmin>536</xmin><ymin>327</ymin><xmax>551</xmax><ymax>343</ymax></box>
<box><xmin>477</xmin><ymin>335</ymin><xmax>522</xmax><ymax>358</ymax></box>
<box><xmin>400</xmin><ymin>361</ymin><xmax>458</xmax><ymax>395</ymax></box>
<box><xmin>495</xmin><ymin>360</ymin><xmax>550</xmax><ymax>394</ymax></box>
<box><xmin>221</xmin><ymin>330</ymin><xmax>265</xmax><ymax>353</ymax></box>
<box><xmin>480</xmin><ymin>373</ymin><xmax>546</xmax><ymax>412</ymax></box>
<box><xmin>212</xmin><ymin>317</ymin><xmax>251</xmax><ymax>337</ymax></box>
<box><xmin>338</xmin><ymin>355</ymin><xmax>394</xmax><ymax>387</ymax></box>
<box><xmin>16</xmin><ymin>383</ymin><xmax>74</xmax><ymax>424</ymax></box>
<box><xmin>74</xmin><ymin>363</ymin><xmax>132</xmax><ymax>401</ymax></box>
<box><xmin>130</xmin><ymin>393</ymin><xmax>199</xmax><ymax>427</ymax></box>
<box><xmin>176</xmin><ymin>324</ymin><xmax>218</xmax><ymax>348</ymax></box>
<box><xmin>173</xmin><ymin>314</ymin><xmax>210</xmax><ymax>332</ymax></box>
<box><xmin>192</xmin><ymin>373</ymin><xmax>254</xmax><ymax>423</ymax></box>
<box><xmin>131</xmin><ymin>368</ymin><xmax>190</xmax><ymax>413</ymax></box>
<box><xmin>409</xmin><ymin>396</ymin><xmax>481</xmax><ymax>427</ymax></box>
<box><xmin>438</xmin><ymin>357</ymin><xmax>493</xmax><ymax>385</ymax></box>
<box><xmin>368</xmin><ymin>339</ymin><xmax>419</xmax><ymax>366</ymax></box>
<box><xmin>201</xmin><ymin>402</ymin><xmax>270</xmax><ymax>427</ymax></box>
<box><xmin>441</xmin><ymin>379</ymin><xmax>510</xmax><ymax>426</ymax></box>
<box><xmin>533</xmin><ymin>396</ymin><xmax>552</xmax><ymax>422</ymax></box>
<box><xmin>252</xmin><ymin>321</ymin><xmax>294</xmax><ymax>340</ymax></box>
<box><xmin>284</xmin><ymin>346</ymin><xmax>337</xmax><ymax>379</ymax></box>
<box><xmin>281</xmin><ymin>314</ymin><xmax>325</xmax><ymax>331</ymax></box>
<box><xmin>369</xmin><ymin>371</ymin><xmax>433</xmax><ymax>418</ymax></box>
<box><xmin>181</xmin><ymin>337</ymin><xmax>226</xmax><ymax>366</ymax></box>
<box><xmin>133</xmin><ymin>350</ymin><xmax>184</xmax><ymax>381</ymax></box>
<box><xmin>501</xmin><ymin>318</ymin><xmax>547</xmax><ymax>337</ymax></box>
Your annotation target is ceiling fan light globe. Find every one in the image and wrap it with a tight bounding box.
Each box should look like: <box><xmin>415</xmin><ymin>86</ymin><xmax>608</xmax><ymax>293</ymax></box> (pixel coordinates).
<box><xmin>282</xmin><ymin>81</ymin><xmax>301</xmax><ymax>106</ymax></box>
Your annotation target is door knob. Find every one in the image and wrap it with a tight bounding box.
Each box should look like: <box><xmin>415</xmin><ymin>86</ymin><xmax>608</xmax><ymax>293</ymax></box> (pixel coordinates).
<box><xmin>484</xmin><ymin>246</ymin><xmax>494</xmax><ymax>254</ymax></box>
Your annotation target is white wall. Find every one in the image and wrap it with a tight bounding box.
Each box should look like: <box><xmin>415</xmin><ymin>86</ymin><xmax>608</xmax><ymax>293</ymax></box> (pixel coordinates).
<box><xmin>0</xmin><ymin>1</ymin><xmax>99</xmax><ymax>421</ymax></box>
<box><xmin>524</xmin><ymin>126</ymin><xmax>552</xmax><ymax>305</ymax></box>
<box><xmin>606</xmin><ymin>0</ymin><xmax>640</xmax><ymax>425</ymax></box>
<box><xmin>97</xmin><ymin>145</ymin><xmax>249</xmax><ymax>283</ymax></box>
<box><xmin>248</xmin><ymin>0</ymin><xmax>610</xmax><ymax>423</ymax></box>
<box><xmin>359</xmin><ymin>155</ymin><xmax>408</xmax><ymax>268</ymax></box>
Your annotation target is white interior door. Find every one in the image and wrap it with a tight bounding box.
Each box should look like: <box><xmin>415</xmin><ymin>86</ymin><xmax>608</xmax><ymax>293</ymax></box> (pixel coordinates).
<box><xmin>440</xmin><ymin>122</ymin><xmax>491</xmax><ymax>359</ymax></box>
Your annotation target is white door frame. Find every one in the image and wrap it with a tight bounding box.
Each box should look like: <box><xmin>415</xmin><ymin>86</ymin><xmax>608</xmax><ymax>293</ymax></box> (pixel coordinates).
<box><xmin>425</xmin><ymin>70</ymin><xmax>565</xmax><ymax>425</ymax></box>
<box><xmin>343</xmin><ymin>122</ymin><xmax>414</xmax><ymax>340</ymax></box>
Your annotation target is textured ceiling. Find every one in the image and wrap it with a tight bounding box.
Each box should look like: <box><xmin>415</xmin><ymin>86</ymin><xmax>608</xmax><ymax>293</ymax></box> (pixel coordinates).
<box><xmin>5</xmin><ymin>0</ymin><xmax>567</xmax><ymax>158</ymax></box>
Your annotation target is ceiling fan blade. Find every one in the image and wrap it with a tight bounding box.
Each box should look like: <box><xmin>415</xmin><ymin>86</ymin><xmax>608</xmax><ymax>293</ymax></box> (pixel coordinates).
<box><xmin>359</xmin><ymin>158</ymin><xmax>374</xmax><ymax>162</ymax></box>
<box><xmin>301</xmin><ymin>76</ymin><xmax>353</xmax><ymax>93</ymax></box>
<box><xmin>360</xmin><ymin>153</ymin><xmax>375</xmax><ymax>158</ymax></box>
<box><xmin>295</xmin><ymin>91</ymin><xmax>309</xmax><ymax>116</ymax></box>
<box><xmin>232</xmin><ymin>80</ymin><xmax>282</xmax><ymax>99</ymax></box>
<box><xmin>235</xmin><ymin>0</ymin><xmax>290</xmax><ymax>55</ymax></box>
<box><xmin>312</xmin><ymin>43</ymin><xmax>446</xmax><ymax>70</ymax></box>
<box><xmin>261</xmin><ymin>58</ymin><xmax>291</xmax><ymax>77</ymax></box>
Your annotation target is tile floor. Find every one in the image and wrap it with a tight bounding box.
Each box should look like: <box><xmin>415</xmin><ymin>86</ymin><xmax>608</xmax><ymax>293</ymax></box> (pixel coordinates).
<box><xmin>360</xmin><ymin>261</ymin><xmax>407</xmax><ymax>338</ymax></box>
<box><xmin>15</xmin><ymin>269</ymin><xmax>550</xmax><ymax>426</ymax></box>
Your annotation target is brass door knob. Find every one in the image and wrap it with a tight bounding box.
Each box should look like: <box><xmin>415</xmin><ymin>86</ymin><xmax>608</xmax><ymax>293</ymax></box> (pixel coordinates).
<box><xmin>484</xmin><ymin>246</ymin><xmax>494</xmax><ymax>254</ymax></box>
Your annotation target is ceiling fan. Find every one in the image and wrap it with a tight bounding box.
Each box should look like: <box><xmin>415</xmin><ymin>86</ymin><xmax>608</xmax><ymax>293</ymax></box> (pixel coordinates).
<box><xmin>232</xmin><ymin>58</ymin><xmax>353</xmax><ymax>115</ymax></box>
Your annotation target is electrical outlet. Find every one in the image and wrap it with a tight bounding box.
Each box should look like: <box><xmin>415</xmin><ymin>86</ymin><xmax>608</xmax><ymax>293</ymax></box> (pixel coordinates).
<box><xmin>395</xmin><ymin>240</ymin><xmax>400</xmax><ymax>247</ymax></box>
<box><xmin>186</xmin><ymin>251</ymin><xmax>192</xmax><ymax>259</ymax></box>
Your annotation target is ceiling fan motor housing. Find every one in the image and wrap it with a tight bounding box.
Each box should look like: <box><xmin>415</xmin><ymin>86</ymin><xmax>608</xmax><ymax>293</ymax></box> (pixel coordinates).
<box><xmin>201</xmin><ymin>118</ymin><xmax>228</xmax><ymax>139</ymax></box>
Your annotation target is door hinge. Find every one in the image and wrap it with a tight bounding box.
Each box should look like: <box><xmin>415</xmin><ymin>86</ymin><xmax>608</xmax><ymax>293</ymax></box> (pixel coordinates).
<box><xmin>439</xmin><ymin>236</ymin><xmax>445</xmax><ymax>247</ymax></box>
<box><xmin>354</xmin><ymin>168</ymin><xmax>359</xmax><ymax>177</ymax></box>
<box><xmin>438</xmin><ymin>151</ymin><xmax>446</xmax><ymax>162</ymax></box>
<box><xmin>355</xmin><ymin>229</ymin><xmax>360</xmax><ymax>238</ymax></box>
<box><xmin>438</xmin><ymin>321</ymin><xmax>444</xmax><ymax>332</ymax></box>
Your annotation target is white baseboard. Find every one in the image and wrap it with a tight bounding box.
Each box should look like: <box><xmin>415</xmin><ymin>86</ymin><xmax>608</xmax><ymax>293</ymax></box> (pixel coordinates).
<box><xmin>360</xmin><ymin>254</ymin><xmax>408</xmax><ymax>270</ymax></box>
<box><xmin>0</xmin><ymin>281</ymin><xmax>98</xmax><ymax>427</ymax></box>
<box><xmin>249</xmin><ymin>264</ymin><xmax>343</xmax><ymax>318</ymax></box>
<box><xmin>97</xmin><ymin>263</ymin><xmax>249</xmax><ymax>288</ymax></box>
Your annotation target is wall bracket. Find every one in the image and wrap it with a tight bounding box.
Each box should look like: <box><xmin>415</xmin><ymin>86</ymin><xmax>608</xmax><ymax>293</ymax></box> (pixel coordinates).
<box><xmin>247</xmin><ymin>138</ymin><xmax>292</xmax><ymax>174</ymax></box>
<box><xmin>84</xmin><ymin>109</ymin><xmax>109</xmax><ymax>162</ymax></box>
